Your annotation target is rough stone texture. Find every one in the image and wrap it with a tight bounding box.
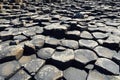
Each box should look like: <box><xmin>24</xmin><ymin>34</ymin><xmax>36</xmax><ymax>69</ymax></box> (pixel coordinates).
<box><xmin>9</xmin><ymin>69</ymin><xmax>31</xmax><ymax>80</ymax></box>
<box><xmin>0</xmin><ymin>0</ymin><xmax>120</xmax><ymax>79</ymax></box>
<box><xmin>35</xmin><ymin>65</ymin><xmax>63</xmax><ymax>80</ymax></box>
<box><xmin>95</xmin><ymin>58</ymin><xmax>119</xmax><ymax>74</ymax></box>
<box><xmin>52</xmin><ymin>49</ymin><xmax>74</xmax><ymax>62</ymax></box>
<box><xmin>61</xmin><ymin>39</ymin><xmax>79</xmax><ymax>49</ymax></box>
<box><xmin>87</xmin><ymin>70</ymin><xmax>108</xmax><ymax>80</ymax></box>
<box><xmin>0</xmin><ymin>45</ymin><xmax>24</xmax><ymax>60</ymax></box>
<box><xmin>64</xmin><ymin>67</ymin><xmax>87</xmax><ymax>80</ymax></box>
<box><xmin>79</xmin><ymin>39</ymin><xmax>98</xmax><ymax>48</ymax></box>
<box><xmin>23</xmin><ymin>58</ymin><xmax>45</xmax><ymax>74</ymax></box>
<box><xmin>94</xmin><ymin>46</ymin><xmax>117</xmax><ymax>59</ymax></box>
<box><xmin>0</xmin><ymin>61</ymin><xmax>21</xmax><ymax>78</ymax></box>
<box><xmin>37</xmin><ymin>47</ymin><xmax>55</xmax><ymax>59</ymax></box>
<box><xmin>75</xmin><ymin>49</ymin><xmax>98</xmax><ymax>64</ymax></box>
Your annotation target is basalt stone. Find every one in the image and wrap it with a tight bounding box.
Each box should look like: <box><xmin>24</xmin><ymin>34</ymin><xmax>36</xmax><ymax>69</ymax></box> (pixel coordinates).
<box><xmin>35</xmin><ymin>65</ymin><xmax>63</xmax><ymax>80</ymax></box>
<box><xmin>37</xmin><ymin>47</ymin><xmax>55</xmax><ymax>59</ymax></box>
<box><xmin>0</xmin><ymin>61</ymin><xmax>21</xmax><ymax>78</ymax></box>
<box><xmin>79</xmin><ymin>39</ymin><xmax>98</xmax><ymax>49</ymax></box>
<box><xmin>19</xmin><ymin>54</ymin><xmax>37</xmax><ymax>65</ymax></box>
<box><xmin>22</xmin><ymin>30</ymin><xmax>36</xmax><ymax>37</ymax></box>
<box><xmin>9</xmin><ymin>69</ymin><xmax>31</xmax><ymax>80</ymax></box>
<box><xmin>95</xmin><ymin>58</ymin><xmax>119</xmax><ymax>74</ymax></box>
<box><xmin>52</xmin><ymin>49</ymin><xmax>74</xmax><ymax>62</ymax></box>
<box><xmin>45</xmin><ymin>37</ymin><xmax>60</xmax><ymax>46</ymax></box>
<box><xmin>35</xmin><ymin>26</ymin><xmax>44</xmax><ymax>34</ymax></box>
<box><xmin>31</xmin><ymin>38</ymin><xmax>44</xmax><ymax>49</ymax></box>
<box><xmin>44</xmin><ymin>23</ymin><xmax>67</xmax><ymax>31</ymax></box>
<box><xmin>65</xmin><ymin>30</ymin><xmax>80</xmax><ymax>39</ymax></box>
<box><xmin>61</xmin><ymin>39</ymin><xmax>79</xmax><ymax>49</ymax></box>
<box><xmin>94</xmin><ymin>46</ymin><xmax>117</xmax><ymax>59</ymax></box>
<box><xmin>0</xmin><ymin>45</ymin><xmax>24</xmax><ymax>60</ymax></box>
<box><xmin>23</xmin><ymin>58</ymin><xmax>45</xmax><ymax>74</ymax></box>
<box><xmin>105</xmin><ymin>21</ymin><xmax>120</xmax><ymax>27</ymax></box>
<box><xmin>13</xmin><ymin>35</ymin><xmax>27</xmax><ymax>42</ymax></box>
<box><xmin>0</xmin><ymin>31</ymin><xmax>13</xmax><ymax>41</ymax></box>
<box><xmin>85</xmin><ymin>64</ymin><xmax>94</xmax><ymax>70</ymax></box>
<box><xmin>92</xmin><ymin>32</ymin><xmax>108</xmax><ymax>39</ymax></box>
<box><xmin>87</xmin><ymin>70</ymin><xmax>108</xmax><ymax>80</ymax></box>
<box><xmin>80</xmin><ymin>31</ymin><xmax>93</xmax><ymax>39</ymax></box>
<box><xmin>0</xmin><ymin>76</ymin><xmax>4</xmax><ymax>80</ymax></box>
<box><xmin>74</xmin><ymin>49</ymin><xmax>98</xmax><ymax>64</ymax></box>
<box><xmin>56</xmin><ymin>46</ymin><xmax>66</xmax><ymax>51</ymax></box>
<box><xmin>64</xmin><ymin>67</ymin><xmax>87</xmax><ymax>80</ymax></box>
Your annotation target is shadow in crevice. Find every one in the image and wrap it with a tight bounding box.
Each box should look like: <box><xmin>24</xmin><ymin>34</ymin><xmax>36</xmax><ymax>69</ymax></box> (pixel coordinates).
<box><xmin>102</xmin><ymin>43</ymin><xmax>119</xmax><ymax>52</ymax></box>
<box><xmin>45</xmin><ymin>59</ymin><xmax>87</xmax><ymax>71</ymax></box>
<box><xmin>94</xmin><ymin>65</ymin><xmax>117</xmax><ymax>75</ymax></box>
<box><xmin>0</xmin><ymin>56</ymin><xmax>15</xmax><ymax>64</ymax></box>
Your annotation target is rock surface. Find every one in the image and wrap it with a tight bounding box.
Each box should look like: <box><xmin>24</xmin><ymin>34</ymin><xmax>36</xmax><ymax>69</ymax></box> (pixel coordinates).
<box><xmin>0</xmin><ymin>0</ymin><xmax>120</xmax><ymax>79</ymax></box>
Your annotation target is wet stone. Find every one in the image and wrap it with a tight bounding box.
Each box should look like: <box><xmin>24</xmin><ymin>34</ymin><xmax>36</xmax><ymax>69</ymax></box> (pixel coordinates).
<box><xmin>94</xmin><ymin>46</ymin><xmax>117</xmax><ymax>59</ymax></box>
<box><xmin>79</xmin><ymin>39</ymin><xmax>98</xmax><ymax>49</ymax></box>
<box><xmin>35</xmin><ymin>65</ymin><xmax>63</xmax><ymax>80</ymax></box>
<box><xmin>52</xmin><ymin>49</ymin><xmax>74</xmax><ymax>62</ymax></box>
<box><xmin>61</xmin><ymin>39</ymin><xmax>79</xmax><ymax>49</ymax></box>
<box><xmin>0</xmin><ymin>61</ymin><xmax>21</xmax><ymax>78</ymax></box>
<box><xmin>9</xmin><ymin>69</ymin><xmax>31</xmax><ymax>80</ymax></box>
<box><xmin>64</xmin><ymin>67</ymin><xmax>87</xmax><ymax>80</ymax></box>
<box><xmin>37</xmin><ymin>47</ymin><xmax>55</xmax><ymax>59</ymax></box>
<box><xmin>74</xmin><ymin>49</ymin><xmax>98</xmax><ymax>64</ymax></box>
<box><xmin>23</xmin><ymin>58</ymin><xmax>45</xmax><ymax>74</ymax></box>
<box><xmin>95</xmin><ymin>58</ymin><xmax>119</xmax><ymax>75</ymax></box>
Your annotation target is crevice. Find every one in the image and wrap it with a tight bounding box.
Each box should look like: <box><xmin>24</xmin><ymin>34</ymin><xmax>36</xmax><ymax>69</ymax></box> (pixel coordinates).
<box><xmin>0</xmin><ymin>56</ymin><xmax>15</xmax><ymax>64</ymax></box>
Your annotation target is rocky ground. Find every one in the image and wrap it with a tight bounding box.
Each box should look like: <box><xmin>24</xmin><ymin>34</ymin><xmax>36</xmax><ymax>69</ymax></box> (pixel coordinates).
<box><xmin>0</xmin><ymin>0</ymin><xmax>120</xmax><ymax>80</ymax></box>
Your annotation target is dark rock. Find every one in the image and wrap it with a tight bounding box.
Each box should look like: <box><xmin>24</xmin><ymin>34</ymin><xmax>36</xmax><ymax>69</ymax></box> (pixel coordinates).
<box><xmin>94</xmin><ymin>46</ymin><xmax>117</xmax><ymax>59</ymax></box>
<box><xmin>79</xmin><ymin>39</ymin><xmax>98</xmax><ymax>48</ymax></box>
<box><xmin>52</xmin><ymin>49</ymin><xmax>74</xmax><ymax>62</ymax></box>
<box><xmin>74</xmin><ymin>49</ymin><xmax>98</xmax><ymax>64</ymax></box>
<box><xmin>0</xmin><ymin>61</ymin><xmax>21</xmax><ymax>77</ymax></box>
<box><xmin>9</xmin><ymin>69</ymin><xmax>31</xmax><ymax>80</ymax></box>
<box><xmin>37</xmin><ymin>47</ymin><xmax>55</xmax><ymax>59</ymax></box>
<box><xmin>61</xmin><ymin>39</ymin><xmax>79</xmax><ymax>49</ymax></box>
<box><xmin>64</xmin><ymin>67</ymin><xmax>87</xmax><ymax>80</ymax></box>
<box><xmin>23</xmin><ymin>58</ymin><xmax>45</xmax><ymax>74</ymax></box>
<box><xmin>35</xmin><ymin>65</ymin><xmax>63</xmax><ymax>80</ymax></box>
<box><xmin>95</xmin><ymin>58</ymin><xmax>119</xmax><ymax>74</ymax></box>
